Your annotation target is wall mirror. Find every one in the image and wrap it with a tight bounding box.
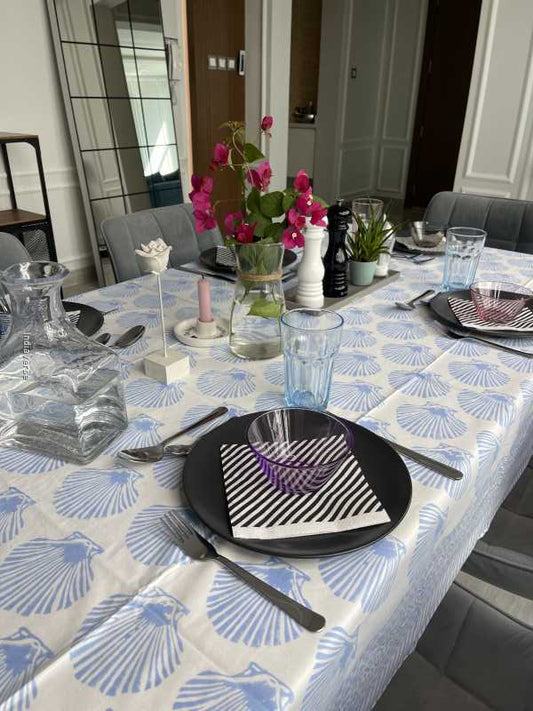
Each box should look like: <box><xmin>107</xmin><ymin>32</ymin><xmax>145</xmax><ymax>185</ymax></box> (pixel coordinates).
<box><xmin>47</xmin><ymin>0</ymin><xmax>183</xmax><ymax>284</ymax></box>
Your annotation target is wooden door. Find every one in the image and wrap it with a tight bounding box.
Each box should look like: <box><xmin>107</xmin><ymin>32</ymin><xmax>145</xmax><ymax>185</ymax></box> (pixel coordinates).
<box><xmin>404</xmin><ymin>0</ymin><xmax>482</xmax><ymax>208</ymax></box>
<box><xmin>187</xmin><ymin>0</ymin><xmax>245</xmax><ymax>218</ymax></box>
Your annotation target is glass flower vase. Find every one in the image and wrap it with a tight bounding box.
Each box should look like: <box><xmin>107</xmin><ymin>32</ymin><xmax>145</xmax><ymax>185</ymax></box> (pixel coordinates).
<box><xmin>229</xmin><ymin>242</ymin><xmax>286</xmax><ymax>359</ymax></box>
<box><xmin>0</xmin><ymin>262</ymin><xmax>128</xmax><ymax>464</ymax></box>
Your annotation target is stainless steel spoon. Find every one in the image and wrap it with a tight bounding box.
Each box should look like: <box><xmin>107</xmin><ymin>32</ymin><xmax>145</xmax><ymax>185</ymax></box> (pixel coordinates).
<box><xmin>396</xmin><ymin>289</ymin><xmax>435</xmax><ymax>311</ymax></box>
<box><xmin>96</xmin><ymin>325</ymin><xmax>145</xmax><ymax>348</ymax></box>
<box><xmin>117</xmin><ymin>406</ymin><xmax>228</xmax><ymax>463</ymax></box>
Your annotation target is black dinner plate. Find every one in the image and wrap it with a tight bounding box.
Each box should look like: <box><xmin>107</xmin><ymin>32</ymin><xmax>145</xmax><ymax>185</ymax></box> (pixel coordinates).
<box><xmin>199</xmin><ymin>247</ymin><xmax>297</xmax><ymax>274</ymax></box>
<box><xmin>183</xmin><ymin>413</ymin><xmax>412</xmax><ymax>558</ymax></box>
<box><xmin>64</xmin><ymin>301</ymin><xmax>104</xmax><ymax>337</ymax></box>
<box><xmin>429</xmin><ymin>290</ymin><xmax>533</xmax><ymax>340</ymax></box>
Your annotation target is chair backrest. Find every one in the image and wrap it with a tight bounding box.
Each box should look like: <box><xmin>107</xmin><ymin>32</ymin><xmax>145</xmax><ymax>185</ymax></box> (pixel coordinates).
<box><xmin>0</xmin><ymin>232</ymin><xmax>31</xmax><ymax>271</ymax></box>
<box><xmin>100</xmin><ymin>203</ymin><xmax>223</xmax><ymax>282</ymax></box>
<box><xmin>424</xmin><ymin>191</ymin><xmax>533</xmax><ymax>253</ymax></box>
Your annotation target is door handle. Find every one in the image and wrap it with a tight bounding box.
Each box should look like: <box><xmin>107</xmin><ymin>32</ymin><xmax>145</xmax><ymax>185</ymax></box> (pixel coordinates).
<box><xmin>238</xmin><ymin>50</ymin><xmax>245</xmax><ymax>76</ymax></box>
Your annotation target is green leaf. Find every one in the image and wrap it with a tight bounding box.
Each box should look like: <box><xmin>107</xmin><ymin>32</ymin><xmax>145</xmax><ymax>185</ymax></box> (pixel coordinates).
<box><xmin>247</xmin><ymin>296</ymin><xmax>283</xmax><ymax>319</ymax></box>
<box><xmin>260</xmin><ymin>191</ymin><xmax>284</xmax><ymax>218</ymax></box>
<box><xmin>246</xmin><ymin>188</ymin><xmax>261</xmax><ymax>214</ymax></box>
<box><xmin>282</xmin><ymin>190</ymin><xmax>297</xmax><ymax>213</ymax></box>
<box><xmin>243</xmin><ymin>142</ymin><xmax>265</xmax><ymax>163</ymax></box>
<box><xmin>264</xmin><ymin>222</ymin><xmax>284</xmax><ymax>241</ymax></box>
<box><xmin>248</xmin><ymin>211</ymin><xmax>271</xmax><ymax>237</ymax></box>
<box><xmin>314</xmin><ymin>195</ymin><xmax>329</xmax><ymax>207</ymax></box>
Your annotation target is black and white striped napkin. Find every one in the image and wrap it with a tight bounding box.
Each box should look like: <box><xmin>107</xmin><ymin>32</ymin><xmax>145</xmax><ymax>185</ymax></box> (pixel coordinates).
<box><xmin>221</xmin><ymin>438</ymin><xmax>390</xmax><ymax>540</ymax></box>
<box><xmin>215</xmin><ymin>246</ymin><xmax>237</xmax><ymax>268</ymax></box>
<box><xmin>448</xmin><ymin>296</ymin><xmax>533</xmax><ymax>332</ymax></box>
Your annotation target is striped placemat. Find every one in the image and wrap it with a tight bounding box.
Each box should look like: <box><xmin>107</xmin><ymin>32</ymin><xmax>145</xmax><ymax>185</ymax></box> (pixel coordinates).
<box><xmin>448</xmin><ymin>296</ymin><xmax>533</xmax><ymax>332</ymax></box>
<box><xmin>215</xmin><ymin>246</ymin><xmax>237</xmax><ymax>268</ymax></box>
<box><xmin>220</xmin><ymin>437</ymin><xmax>390</xmax><ymax>540</ymax></box>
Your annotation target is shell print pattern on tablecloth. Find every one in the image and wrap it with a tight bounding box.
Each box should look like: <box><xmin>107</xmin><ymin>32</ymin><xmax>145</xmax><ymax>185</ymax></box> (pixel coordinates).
<box><xmin>319</xmin><ymin>538</ymin><xmax>407</xmax><ymax>611</ymax></box>
<box><xmin>341</xmin><ymin>330</ymin><xmax>377</xmax><ymax>349</ymax></box>
<box><xmin>126</xmin><ymin>378</ymin><xmax>185</xmax><ymax>408</ymax></box>
<box><xmin>0</xmin><ymin>532</ymin><xmax>103</xmax><ymax>616</ymax></box>
<box><xmin>433</xmin><ymin>337</ymin><xmax>489</xmax><ymax>357</ymax></box>
<box><xmin>329</xmin><ymin>382</ymin><xmax>384</xmax><ymax>412</ymax></box>
<box><xmin>301</xmin><ymin>626</ymin><xmax>358</xmax><ymax>711</ymax></box>
<box><xmin>381</xmin><ymin>343</ymin><xmax>435</xmax><ymax>367</ymax></box>
<box><xmin>334</xmin><ymin>353</ymin><xmax>381</xmax><ymax>377</ymax></box>
<box><xmin>70</xmin><ymin>587</ymin><xmax>188</xmax><ymax>696</ymax></box>
<box><xmin>458</xmin><ymin>390</ymin><xmax>517</xmax><ymax>426</ymax></box>
<box><xmin>255</xmin><ymin>392</ymin><xmax>286</xmax><ymax>411</ymax></box>
<box><xmin>406</xmin><ymin>444</ymin><xmax>472</xmax><ymax>499</ymax></box>
<box><xmin>196</xmin><ymin>370</ymin><xmax>256</xmax><ymax>399</ymax></box>
<box><xmin>447</xmin><ymin>360</ymin><xmax>510</xmax><ymax>388</ymax></box>
<box><xmin>497</xmin><ymin>350</ymin><xmax>533</xmax><ymax>373</ymax></box>
<box><xmin>117</xmin><ymin>309</ymin><xmax>160</xmax><ymax>330</ymax></box>
<box><xmin>358</xmin><ymin>420</ymin><xmax>392</xmax><ymax>438</ymax></box>
<box><xmin>0</xmin><ymin>450</ymin><xmax>64</xmax><ymax>475</ymax></box>
<box><xmin>377</xmin><ymin>321</ymin><xmax>428</xmax><ymax>341</ymax></box>
<box><xmin>105</xmin><ymin>415</ymin><xmax>164</xmax><ymax>456</ymax></box>
<box><xmin>263</xmin><ymin>362</ymin><xmax>285</xmax><ymax>386</ymax></box>
<box><xmin>0</xmin><ymin>627</ymin><xmax>53</xmax><ymax>711</ymax></box>
<box><xmin>396</xmin><ymin>402</ymin><xmax>467</xmax><ymax>439</ymax></box>
<box><xmin>388</xmin><ymin>371</ymin><xmax>450</xmax><ymax>398</ymax></box>
<box><xmin>374</xmin><ymin>305</ymin><xmax>414</xmax><ymax>321</ymax></box>
<box><xmin>173</xmin><ymin>662</ymin><xmax>294</xmax><ymax>711</ymax></box>
<box><xmin>521</xmin><ymin>378</ymin><xmax>533</xmax><ymax>400</ymax></box>
<box><xmin>154</xmin><ymin>456</ymin><xmax>185</xmax><ymax>490</ymax></box>
<box><xmin>133</xmin><ymin>291</ymin><xmax>177</xmax><ymax>310</ymax></box>
<box><xmin>126</xmin><ymin>505</ymin><xmax>190</xmax><ymax>566</ymax></box>
<box><xmin>180</xmin><ymin>405</ymin><xmax>247</xmax><ymax>437</ymax></box>
<box><xmin>0</xmin><ymin>488</ymin><xmax>35</xmax><ymax>543</ymax></box>
<box><xmin>53</xmin><ymin>468</ymin><xmax>141</xmax><ymax>519</ymax></box>
<box><xmin>408</xmin><ymin>504</ymin><xmax>447</xmax><ymax>583</ymax></box>
<box><xmin>341</xmin><ymin>307</ymin><xmax>372</xmax><ymax>326</ymax></box>
<box><xmin>207</xmin><ymin>557</ymin><xmax>311</xmax><ymax>646</ymax></box>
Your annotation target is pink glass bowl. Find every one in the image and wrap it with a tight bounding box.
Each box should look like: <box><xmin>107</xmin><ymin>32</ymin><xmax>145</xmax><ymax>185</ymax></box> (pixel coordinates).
<box><xmin>470</xmin><ymin>281</ymin><xmax>533</xmax><ymax>323</ymax></box>
<box><xmin>246</xmin><ymin>408</ymin><xmax>352</xmax><ymax>494</ymax></box>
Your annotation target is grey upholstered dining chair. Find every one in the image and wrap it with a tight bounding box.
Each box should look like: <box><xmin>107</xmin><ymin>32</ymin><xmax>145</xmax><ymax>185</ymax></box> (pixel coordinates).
<box><xmin>462</xmin><ymin>457</ymin><xmax>533</xmax><ymax>600</ymax></box>
<box><xmin>0</xmin><ymin>231</ymin><xmax>31</xmax><ymax>271</ymax></box>
<box><xmin>100</xmin><ymin>203</ymin><xmax>224</xmax><ymax>282</ymax></box>
<box><xmin>424</xmin><ymin>191</ymin><xmax>533</xmax><ymax>252</ymax></box>
<box><xmin>374</xmin><ymin>582</ymin><xmax>533</xmax><ymax>710</ymax></box>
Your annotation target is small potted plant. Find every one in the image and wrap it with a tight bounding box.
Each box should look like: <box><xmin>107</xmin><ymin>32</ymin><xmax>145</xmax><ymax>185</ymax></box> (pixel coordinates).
<box><xmin>346</xmin><ymin>211</ymin><xmax>398</xmax><ymax>286</ymax></box>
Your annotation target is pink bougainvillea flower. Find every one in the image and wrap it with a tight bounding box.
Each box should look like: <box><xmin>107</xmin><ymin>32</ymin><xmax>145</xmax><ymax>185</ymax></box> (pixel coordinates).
<box><xmin>310</xmin><ymin>201</ymin><xmax>327</xmax><ymax>227</ymax></box>
<box><xmin>287</xmin><ymin>207</ymin><xmax>306</xmax><ymax>230</ymax></box>
<box><xmin>209</xmin><ymin>142</ymin><xmax>230</xmax><ymax>171</ymax></box>
<box><xmin>295</xmin><ymin>187</ymin><xmax>314</xmax><ymax>216</ymax></box>
<box><xmin>193</xmin><ymin>207</ymin><xmax>217</xmax><ymax>232</ymax></box>
<box><xmin>235</xmin><ymin>222</ymin><xmax>256</xmax><ymax>243</ymax></box>
<box><xmin>294</xmin><ymin>170</ymin><xmax>310</xmax><ymax>193</ymax></box>
<box><xmin>190</xmin><ymin>190</ymin><xmax>212</xmax><ymax>211</ymax></box>
<box><xmin>282</xmin><ymin>226</ymin><xmax>305</xmax><ymax>250</ymax></box>
<box><xmin>190</xmin><ymin>174</ymin><xmax>214</xmax><ymax>194</ymax></box>
<box><xmin>223</xmin><ymin>211</ymin><xmax>244</xmax><ymax>234</ymax></box>
<box><xmin>247</xmin><ymin>160</ymin><xmax>272</xmax><ymax>191</ymax></box>
<box><xmin>261</xmin><ymin>115</ymin><xmax>274</xmax><ymax>135</ymax></box>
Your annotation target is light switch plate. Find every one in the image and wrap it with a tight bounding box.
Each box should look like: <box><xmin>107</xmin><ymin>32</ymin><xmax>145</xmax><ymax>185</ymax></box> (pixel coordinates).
<box><xmin>207</xmin><ymin>55</ymin><xmax>217</xmax><ymax>70</ymax></box>
<box><xmin>218</xmin><ymin>56</ymin><xmax>227</xmax><ymax>70</ymax></box>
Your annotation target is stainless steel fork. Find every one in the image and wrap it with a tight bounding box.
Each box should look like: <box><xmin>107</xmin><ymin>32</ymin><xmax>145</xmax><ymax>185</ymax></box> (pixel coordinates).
<box><xmin>162</xmin><ymin>511</ymin><xmax>325</xmax><ymax>632</ymax></box>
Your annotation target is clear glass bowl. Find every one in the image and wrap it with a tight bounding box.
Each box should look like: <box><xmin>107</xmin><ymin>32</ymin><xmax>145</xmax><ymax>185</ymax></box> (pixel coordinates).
<box><xmin>246</xmin><ymin>408</ymin><xmax>352</xmax><ymax>494</ymax></box>
<box><xmin>410</xmin><ymin>221</ymin><xmax>446</xmax><ymax>247</ymax></box>
<box><xmin>470</xmin><ymin>281</ymin><xmax>533</xmax><ymax>323</ymax></box>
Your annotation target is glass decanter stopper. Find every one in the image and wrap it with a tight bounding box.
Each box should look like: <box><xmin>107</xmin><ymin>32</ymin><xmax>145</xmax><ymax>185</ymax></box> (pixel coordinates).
<box><xmin>0</xmin><ymin>262</ymin><xmax>128</xmax><ymax>463</ymax></box>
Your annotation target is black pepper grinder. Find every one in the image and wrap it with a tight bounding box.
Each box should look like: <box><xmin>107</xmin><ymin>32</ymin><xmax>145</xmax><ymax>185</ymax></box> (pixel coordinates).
<box><xmin>323</xmin><ymin>199</ymin><xmax>350</xmax><ymax>298</ymax></box>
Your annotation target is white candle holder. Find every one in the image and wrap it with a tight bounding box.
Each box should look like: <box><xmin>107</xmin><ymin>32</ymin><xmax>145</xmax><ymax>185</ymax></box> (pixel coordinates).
<box><xmin>174</xmin><ymin>317</ymin><xmax>229</xmax><ymax>348</ymax></box>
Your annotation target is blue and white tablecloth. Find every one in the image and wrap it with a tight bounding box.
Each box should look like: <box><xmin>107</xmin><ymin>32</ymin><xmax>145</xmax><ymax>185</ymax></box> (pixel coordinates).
<box><xmin>1</xmin><ymin>247</ymin><xmax>532</xmax><ymax>710</ymax></box>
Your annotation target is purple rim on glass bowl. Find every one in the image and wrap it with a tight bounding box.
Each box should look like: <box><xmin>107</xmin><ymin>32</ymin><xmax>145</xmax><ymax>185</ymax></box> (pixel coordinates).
<box><xmin>246</xmin><ymin>407</ymin><xmax>353</xmax><ymax>494</ymax></box>
<box><xmin>470</xmin><ymin>281</ymin><xmax>533</xmax><ymax>323</ymax></box>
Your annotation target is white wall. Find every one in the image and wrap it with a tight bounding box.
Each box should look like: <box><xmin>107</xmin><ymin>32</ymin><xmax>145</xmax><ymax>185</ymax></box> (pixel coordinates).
<box><xmin>0</xmin><ymin>0</ymin><xmax>92</xmax><ymax>279</ymax></box>
<box><xmin>454</xmin><ymin>0</ymin><xmax>533</xmax><ymax>200</ymax></box>
<box><xmin>315</xmin><ymin>0</ymin><xmax>427</xmax><ymax>203</ymax></box>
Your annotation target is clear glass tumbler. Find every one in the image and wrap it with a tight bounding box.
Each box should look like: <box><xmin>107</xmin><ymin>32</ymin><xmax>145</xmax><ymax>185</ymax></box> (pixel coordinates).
<box><xmin>442</xmin><ymin>227</ymin><xmax>486</xmax><ymax>290</ymax></box>
<box><xmin>351</xmin><ymin>198</ymin><xmax>384</xmax><ymax>226</ymax></box>
<box><xmin>281</xmin><ymin>308</ymin><xmax>344</xmax><ymax>411</ymax></box>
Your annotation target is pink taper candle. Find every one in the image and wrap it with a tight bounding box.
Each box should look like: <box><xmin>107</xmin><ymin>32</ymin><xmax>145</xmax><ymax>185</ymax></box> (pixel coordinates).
<box><xmin>197</xmin><ymin>277</ymin><xmax>213</xmax><ymax>323</ymax></box>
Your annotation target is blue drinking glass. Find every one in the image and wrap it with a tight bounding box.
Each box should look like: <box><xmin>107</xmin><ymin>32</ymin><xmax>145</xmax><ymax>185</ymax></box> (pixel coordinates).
<box><xmin>281</xmin><ymin>308</ymin><xmax>344</xmax><ymax>411</ymax></box>
<box><xmin>442</xmin><ymin>227</ymin><xmax>486</xmax><ymax>290</ymax></box>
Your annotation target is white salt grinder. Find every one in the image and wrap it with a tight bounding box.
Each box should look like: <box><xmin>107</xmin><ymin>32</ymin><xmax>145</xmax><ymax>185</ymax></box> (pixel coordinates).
<box><xmin>295</xmin><ymin>221</ymin><xmax>326</xmax><ymax>308</ymax></box>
